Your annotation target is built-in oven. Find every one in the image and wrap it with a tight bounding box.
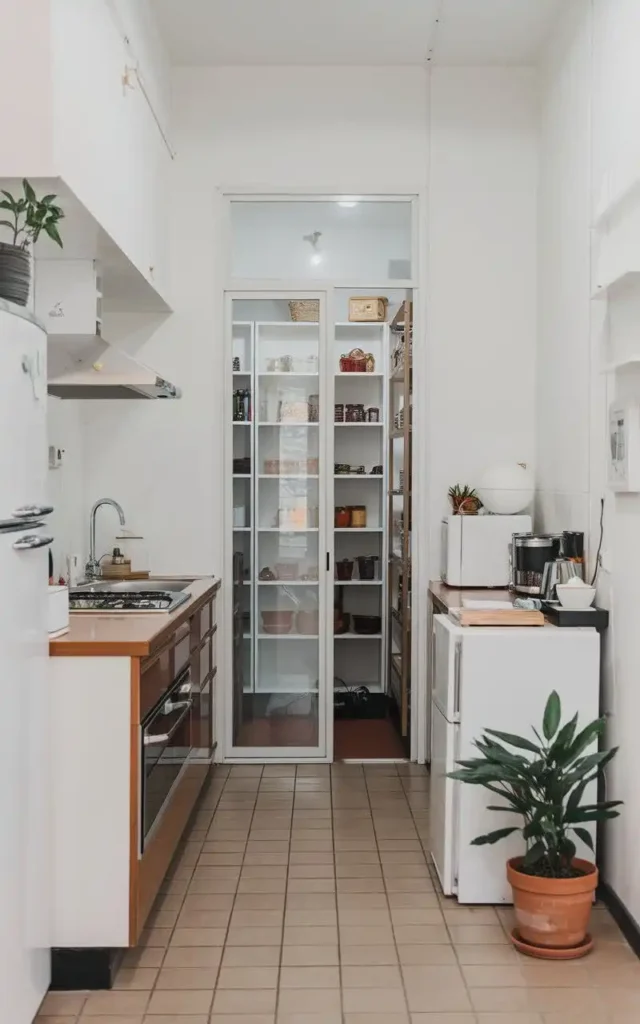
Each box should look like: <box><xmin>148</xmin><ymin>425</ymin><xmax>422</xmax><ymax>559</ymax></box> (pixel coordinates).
<box><xmin>141</xmin><ymin>666</ymin><xmax>193</xmax><ymax>853</ymax></box>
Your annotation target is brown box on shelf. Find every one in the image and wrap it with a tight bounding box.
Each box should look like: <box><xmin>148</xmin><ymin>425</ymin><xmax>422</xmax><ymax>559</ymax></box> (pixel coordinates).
<box><xmin>348</xmin><ymin>296</ymin><xmax>388</xmax><ymax>322</ymax></box>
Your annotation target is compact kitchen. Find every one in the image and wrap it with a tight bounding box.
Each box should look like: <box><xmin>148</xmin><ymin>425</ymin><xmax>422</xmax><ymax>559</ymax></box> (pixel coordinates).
<box><xmin>3</xmin><ymin>1</ymin><xmax>640</xmax><ymax>1021</ymax></box>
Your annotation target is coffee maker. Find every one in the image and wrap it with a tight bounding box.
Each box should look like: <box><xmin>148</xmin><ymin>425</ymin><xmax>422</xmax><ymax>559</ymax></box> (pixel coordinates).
<box><xmin>511</xmin><ymin>534</ymin><xmax>563</xmax><ymax>595</ymax></box>
<box><xmin>511</xmin><ymin>531</ymin><xmax>586</xmax><ymax>597</ymax></box>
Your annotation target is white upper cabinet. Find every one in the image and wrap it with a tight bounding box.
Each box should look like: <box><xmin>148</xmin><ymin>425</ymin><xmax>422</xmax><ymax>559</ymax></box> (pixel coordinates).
<box><xmin>0</xmin><ymin>0</ymin><xmax>172</xmax><ymax>309</ymax></box>
<box><xmin>34</xmin><ymin>260</ymin><xmax>102</xmax><ymax>339</ymax></box>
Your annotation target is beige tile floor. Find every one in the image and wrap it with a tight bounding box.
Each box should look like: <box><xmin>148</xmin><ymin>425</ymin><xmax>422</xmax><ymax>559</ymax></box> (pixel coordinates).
<box><xmin>38</xmin><ymin>763</ymin><xmax>640</xmax><ymax>1024</ymax></box>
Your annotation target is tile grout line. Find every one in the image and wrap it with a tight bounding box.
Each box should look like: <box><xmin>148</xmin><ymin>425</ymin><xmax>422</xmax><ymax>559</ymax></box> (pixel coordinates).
<box><xmin>275</xmin><ymin>764</ymin><xmax>296</xmax><ymax>1024</ymax></box>
<box><xmin>156</xmin><ymin>768</ymin><xmax>227</xmax><ymax>1019</ymax></box>
<box><xmin>367</xmin><ymin>762</ymin><xmax>412</xmax><ymax>1023</ymax></box>
<box><xmin>329</xmin><ymin>763</ymin><xmax>345</xmax><ymax>1024</ymax></box>
<box><xmin>214</xmin><ymin>765</ymin><xmax>262</xmax><ymax>1015</ymax></box>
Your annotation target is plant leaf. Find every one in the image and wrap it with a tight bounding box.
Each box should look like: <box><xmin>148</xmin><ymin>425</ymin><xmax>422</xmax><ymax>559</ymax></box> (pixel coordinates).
<box><xmin>470</xmin><ymin>827</ymin><xmax>518</xmax><ymax>846</ymax></box>
<box><xmin>22</xmin><ymin>179</ymin><xmax>35</xmax><ymax>202</ymax></box>
<box><xmin>484</xmin><ymin>729</ymin><xmax>540</xmax><ymax>754</ymax></box>
<box><xmin>0</xmin><ymin>220</ymin><xmax>15</xmax><ymax>231</ymax></box>
<box><xmin>543</xmin><ymin>691</ymin><xmax>561</xmax><ymax>740</ymax></box>
<box><xmin>564</xmin><ymin>718</ymin><xmax>607</xmax><ymax>764</ymax></box>
<box><xmin>44</xmin><ymin>222</ymin><xmax>63</xmax><ymax>248</ymax></box>
<box><xmin>523</xmin><ymin>841</ymin><xmax>546</xmax><ymax>867</ymax></box>
<box><xmin>549</xmin><ymin>713</ymin><xmax>578</xmax><ymax>761</ymax></box>
<box><xmin>573</xmin><ymin>827</ymin><xmax>594</xmax><ymax>851</ymax></box>
<box><xmin>485</xmin><ymin>805</ymin><xmax>521</xmax><ymax>814</ymax></box>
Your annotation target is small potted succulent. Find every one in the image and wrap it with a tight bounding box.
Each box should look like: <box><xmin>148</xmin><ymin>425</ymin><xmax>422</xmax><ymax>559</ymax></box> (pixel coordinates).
<box><xmin>449</xmin><ymin>691</ymin><xmax>621</xmax><ymax>959</ymax></box>
<box><xmin>448</xmin><ymin>483</ymin><xmax>482</xmax><ymax>515</ymax></box>
<box><xmin>0</xmin><ymin>179</ymin><xmax>64</xmax><ymax>306</ymax></box>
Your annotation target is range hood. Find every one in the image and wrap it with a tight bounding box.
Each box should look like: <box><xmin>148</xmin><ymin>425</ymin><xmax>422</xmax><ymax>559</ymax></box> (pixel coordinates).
<box><xmin>47</xmin><ymin>338</ymin><xmax>181</xmax><ymax>400</ymax></box>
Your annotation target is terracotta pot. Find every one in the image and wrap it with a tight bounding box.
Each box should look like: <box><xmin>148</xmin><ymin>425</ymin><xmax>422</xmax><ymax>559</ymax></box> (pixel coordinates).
<box><xmin>507</xmin><ymin>856</ymin><xmax>598</xmax><ymax>956</ymax></box>
<box><xmin>261</xmin><ymin>610</ymin><xmax>294</xmax><ymax>630</ymax></box>
<box><xmin>296</xmin><ymin>610</ymin><xmax>319</xmax><ymax>635</ymax></box>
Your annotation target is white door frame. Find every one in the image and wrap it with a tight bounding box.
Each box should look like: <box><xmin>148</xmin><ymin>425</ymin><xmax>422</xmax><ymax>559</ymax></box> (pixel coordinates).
<box><xmin>216</xmin><ymin>189</ymin><xmax>429</xmax><ymax>764</ymax></box>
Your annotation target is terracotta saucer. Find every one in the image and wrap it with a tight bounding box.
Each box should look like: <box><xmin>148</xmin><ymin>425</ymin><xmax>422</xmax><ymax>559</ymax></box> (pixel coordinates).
<box><xmin>510</xmin><ymin>928</ymin><xmax>594</xmax><ymax>960</ymax></box>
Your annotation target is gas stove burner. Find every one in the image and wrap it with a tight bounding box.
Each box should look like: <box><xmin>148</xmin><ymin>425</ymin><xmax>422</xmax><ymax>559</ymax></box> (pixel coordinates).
<box><xmin>69</xmin><ymin>591</ymin><xmax>184</xmax><ymax>613</ymax></box>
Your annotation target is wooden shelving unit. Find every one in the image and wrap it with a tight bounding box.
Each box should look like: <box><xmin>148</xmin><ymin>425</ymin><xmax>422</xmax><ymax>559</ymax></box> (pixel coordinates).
<box><xmin>387</xmin><ymin>300</ymin><xmax>412</xmax><ymax>742</ymax></box>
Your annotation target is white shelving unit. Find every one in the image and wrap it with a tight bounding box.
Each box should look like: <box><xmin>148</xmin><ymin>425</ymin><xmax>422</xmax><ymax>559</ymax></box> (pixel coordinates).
<box><xmin>333</xmin><ymin>320</ymin><xmax>389</xmax><ymax>696</ymax></box>
<box><xmin>230</xmin><ymin>317</ymin><xmax>390</xmax><ymax>703</ymax></box>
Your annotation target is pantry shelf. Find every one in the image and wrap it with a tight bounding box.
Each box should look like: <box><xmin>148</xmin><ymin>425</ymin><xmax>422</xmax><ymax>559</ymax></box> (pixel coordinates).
<box><xmin>335</xmin><ymin>633</ymin><xmax>382</xmax><ymax>640</ymax></box>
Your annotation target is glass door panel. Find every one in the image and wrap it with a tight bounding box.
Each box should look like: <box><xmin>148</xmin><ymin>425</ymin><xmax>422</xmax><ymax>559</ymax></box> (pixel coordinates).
<box><xmin>230</xmin><ymin>300</ymin><xmax>326</xmax><ymax>754</ymax></box>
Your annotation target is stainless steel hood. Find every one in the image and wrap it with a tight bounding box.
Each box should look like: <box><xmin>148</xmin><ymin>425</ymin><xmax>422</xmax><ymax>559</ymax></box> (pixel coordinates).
<box><xmin>47</xmin><ymin>338</ymin><xmax>181</xmax><ymax>400</ymax></box>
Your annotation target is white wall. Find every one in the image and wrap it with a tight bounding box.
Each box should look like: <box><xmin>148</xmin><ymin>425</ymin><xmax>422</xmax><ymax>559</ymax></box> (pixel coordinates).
<box><xmin>80</xmin><ymin>67</ymin><xmax>429</xmax><ymax>575</ymax></box>
<box><xmin>427</xmin><ymin>68</ymin><xmax>538</xmax><ymax>571</ymax></box>
<box><xmin>537</xmin><ymin>0</ymin><xmax>640</xmax><ymax>925</ymax></box>
<box><xmin>78</xmin><ymin>64</ymin><xmax>538</xmax><ymax>583</ymax></box>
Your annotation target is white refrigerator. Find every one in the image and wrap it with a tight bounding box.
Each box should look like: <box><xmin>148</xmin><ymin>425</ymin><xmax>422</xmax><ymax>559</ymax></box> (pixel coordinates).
<box><xmin>0</xmin><ymin>304</ymin><xmax>52</xmax><ymax>1021</ymax></box>
<box><xmin>430</xmin><ymin>614</ymin><xmax>600</xmax><ymax>904</ymax></box>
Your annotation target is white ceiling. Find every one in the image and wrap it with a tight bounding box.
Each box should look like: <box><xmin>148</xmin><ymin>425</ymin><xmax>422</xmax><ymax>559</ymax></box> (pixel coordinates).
<box><xmin>152</xmin><ymin>0</ymin><xmax>563</xmax><ymax>67</ymax></box>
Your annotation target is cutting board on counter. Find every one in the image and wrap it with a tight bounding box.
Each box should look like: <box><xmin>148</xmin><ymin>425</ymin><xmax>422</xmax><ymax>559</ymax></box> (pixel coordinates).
<box><xmin>101</xmin><ymin>563</ymin><xmax>150</xmax><ymax>581</ymax></box>
<box><xmin>450</xmin><ymin>607</ymin><xmax>544</xmax><ymax>627</ymax></box>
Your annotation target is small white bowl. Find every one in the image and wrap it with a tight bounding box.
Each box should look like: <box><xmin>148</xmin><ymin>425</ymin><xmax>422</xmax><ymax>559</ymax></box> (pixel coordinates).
<box><xmin>555</xmin><ymin>584</ymin><xmax>596</xmax><ymax>610</ymax></box>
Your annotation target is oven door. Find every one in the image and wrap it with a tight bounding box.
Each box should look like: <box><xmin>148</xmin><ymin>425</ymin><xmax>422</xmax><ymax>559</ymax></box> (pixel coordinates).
<box><xmin>141</xmin><ymin>667</ymin><xmax>193</xmax><ymax>853</ymax></box>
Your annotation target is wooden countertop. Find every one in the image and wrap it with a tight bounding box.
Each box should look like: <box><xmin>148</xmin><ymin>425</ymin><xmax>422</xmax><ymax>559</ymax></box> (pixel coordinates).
<box><xmin>49</xmin><ymin>577</ymin><xmax>221</xmax><ymax>658</ymax></box>
<box><xmin>429</xmin><ymin>580</ymin><xmax>514</xmax><ymax>611</ymax></box>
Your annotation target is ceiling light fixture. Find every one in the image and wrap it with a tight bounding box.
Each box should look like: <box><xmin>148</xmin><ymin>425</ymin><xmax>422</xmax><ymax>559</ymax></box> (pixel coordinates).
<box><xmin>303</xmin><ymin>230</ymin><xmax>323</xmax><ymax>266</ymax></box>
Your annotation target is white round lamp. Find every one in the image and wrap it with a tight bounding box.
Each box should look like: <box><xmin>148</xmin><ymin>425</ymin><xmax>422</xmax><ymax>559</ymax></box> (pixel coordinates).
<box><xmin>478</xmin><ymin>463</ymin><xmax>534</xmax><ymax>515</ymax></box>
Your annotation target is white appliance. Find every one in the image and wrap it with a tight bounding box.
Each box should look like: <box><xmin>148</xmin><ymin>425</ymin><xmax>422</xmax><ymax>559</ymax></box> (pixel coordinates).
<box><xmin>430</xmin><ymin>614</ymin><xmax>600</xmax><ymax>904</ymax></box>
<box><xmin>441</xmin><ymin>514</ymin><xmax>532</xmax><ymax>587</ymax></box>
<box><xmin>0</xmin><ymin>303</ymin><xmax>53</xmax><ymax>1021</ymax></box>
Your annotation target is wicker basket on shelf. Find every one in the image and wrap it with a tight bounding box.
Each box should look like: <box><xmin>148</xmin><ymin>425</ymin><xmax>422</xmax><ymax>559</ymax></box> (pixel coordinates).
<box><xmin>289</xmin><ymin>300</ymin><xmax>319</xmax><ymax>322</ymax></box>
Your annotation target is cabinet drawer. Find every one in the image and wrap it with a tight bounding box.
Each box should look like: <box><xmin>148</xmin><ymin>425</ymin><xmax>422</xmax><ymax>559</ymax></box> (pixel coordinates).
<box><xmin>192</xmin><ymin>673</ymin><xmax>213</xmax><ymax>758</ymax></box>
<box><xmin>191</xmin><ymin>635</ymin><xmax>212</xmax><ymax>691</ymax></box>
<box><xmin>191</xmin><ymin>600</ymin><xmax>213</xmax><ymax>649</ymax></box>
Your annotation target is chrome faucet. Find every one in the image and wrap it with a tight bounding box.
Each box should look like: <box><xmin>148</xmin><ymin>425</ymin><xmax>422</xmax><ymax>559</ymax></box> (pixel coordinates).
<box><xmin>85</xmin><ymin>498</ymin><xmax>126</xmax><ymax>580</ymax></box>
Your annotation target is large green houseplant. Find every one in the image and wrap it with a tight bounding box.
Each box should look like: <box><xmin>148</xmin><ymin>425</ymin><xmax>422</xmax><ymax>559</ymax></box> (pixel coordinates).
<box><xmin>450</xmin><ymin>691</ymin><xmax>621</xmax><ymax>959</ymax></box>
<box><xmin>0</xmin><ymin>179</ymin><xmax>64</xmax><ymax>306</ymax></box>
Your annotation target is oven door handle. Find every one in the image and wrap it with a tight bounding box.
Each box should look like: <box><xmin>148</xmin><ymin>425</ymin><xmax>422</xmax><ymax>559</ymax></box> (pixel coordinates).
<box><xmin>144</xmin><ymin>699</ymin><xmax>193</xmax><ymax>746</ymax></box>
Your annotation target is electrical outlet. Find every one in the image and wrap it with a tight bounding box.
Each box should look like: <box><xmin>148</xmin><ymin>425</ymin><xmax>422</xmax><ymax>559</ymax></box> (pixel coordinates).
<box><xmin>48</xmin><ymin>444</ymin><xmax>65</xmax><ymax>469</ymax></box>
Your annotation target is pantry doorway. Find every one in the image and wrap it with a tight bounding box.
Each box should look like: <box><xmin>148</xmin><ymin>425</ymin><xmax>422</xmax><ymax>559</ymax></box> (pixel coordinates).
<box><xmin>219</xmin><ymin>194</ymin><xmax>426</xmax><ymax>764</ymax></box>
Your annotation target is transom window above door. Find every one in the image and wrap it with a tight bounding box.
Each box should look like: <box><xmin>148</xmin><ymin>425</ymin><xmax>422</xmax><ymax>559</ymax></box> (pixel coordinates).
<box><xmin>230</xmin><ymin>199</ymin><xmax>413</xmax><ymax>281</ymax></box>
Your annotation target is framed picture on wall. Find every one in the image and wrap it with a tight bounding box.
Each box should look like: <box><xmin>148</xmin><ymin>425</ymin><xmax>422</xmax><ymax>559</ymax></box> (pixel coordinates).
<box><xmin>608</xmin><ymin>401</ymin><xmax>640</xmax><ymax>491</ymax></box>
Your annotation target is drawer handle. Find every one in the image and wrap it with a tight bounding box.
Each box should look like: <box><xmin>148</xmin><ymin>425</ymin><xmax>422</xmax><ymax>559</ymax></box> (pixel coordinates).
<box><xmin>144</xmin><ymin>700</ymin><xmax>193</xmax><ymax>746</ymax></box>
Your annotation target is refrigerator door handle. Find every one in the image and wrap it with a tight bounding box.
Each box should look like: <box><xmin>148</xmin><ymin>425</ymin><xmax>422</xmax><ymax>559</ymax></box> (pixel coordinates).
<box><xmin>12</xmin><ymin>504</ymin><xmax>54</xmax><ymax>518</ymax></box>
<box><xmin>453</xmin><ymin>640</ymin><xmax>462</xmax><ymax>717</ymax></box>
<box><xmin>12</xmin><ymin>534</ymin><xmax>54</xmax><ymax>551</ymax></box>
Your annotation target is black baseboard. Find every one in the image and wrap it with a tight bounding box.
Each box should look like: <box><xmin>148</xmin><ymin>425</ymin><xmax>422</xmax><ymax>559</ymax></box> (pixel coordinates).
<box><xmin>599</xmin><ymin>881</ymin><xmax>640</xmax><ymax>959</ymax></box>
<box><xmin>51</xmin><ymin>946</ymin><xmax>125</xmax><ymax>990</ymax></box>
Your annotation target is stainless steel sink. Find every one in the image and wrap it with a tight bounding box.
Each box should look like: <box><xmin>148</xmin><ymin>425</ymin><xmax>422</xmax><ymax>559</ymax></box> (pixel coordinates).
<box><xmin>69</xmin><ymin>579</ymin><xmax>193</xmax><ymax>613</ymax></box>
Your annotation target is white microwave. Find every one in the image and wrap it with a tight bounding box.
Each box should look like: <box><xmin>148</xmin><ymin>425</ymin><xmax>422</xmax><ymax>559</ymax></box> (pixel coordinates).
<box><xmin>441</xmin><ymin>514</ymin><xmax>532</xmax><ymax>587</ymax></box>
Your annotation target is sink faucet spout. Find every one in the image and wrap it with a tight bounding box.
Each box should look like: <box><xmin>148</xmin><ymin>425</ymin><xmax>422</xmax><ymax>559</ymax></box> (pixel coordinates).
<box><xmin>85</xmin><ymin>498</ymin><xmax>126</xmax><ymax>580</ymax></box>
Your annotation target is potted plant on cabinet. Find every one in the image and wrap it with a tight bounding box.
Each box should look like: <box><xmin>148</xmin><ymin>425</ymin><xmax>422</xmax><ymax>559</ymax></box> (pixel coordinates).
<box><xmin>448</xmin><ymin>483</ymin><xmax>482</xmax><ymax>515</ymax></box>
<box><xmin>449</xmin><ymin>691</ymin><xmax>621</xmax><ymax>959</ymax></box>
<box><xmin>0</xmin><ymin>179</ymin><xmax>64</xmax><ymax>306</ymax></box>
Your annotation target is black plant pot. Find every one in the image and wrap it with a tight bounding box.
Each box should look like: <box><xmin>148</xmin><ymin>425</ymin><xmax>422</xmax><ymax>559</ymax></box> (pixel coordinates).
<box><xmin>0</xmin><ymin>243</ymin><xmax>31</xmax><ymax>306</ymax></box>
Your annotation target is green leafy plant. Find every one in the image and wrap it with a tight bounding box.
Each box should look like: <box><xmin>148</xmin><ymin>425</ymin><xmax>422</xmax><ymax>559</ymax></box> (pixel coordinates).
<box><xmin>448</xmin><ymin>483</ymin><xmax>482</xmax><ymax>514</ymax></box>
<box><xmin>0</xmin><ymin>179</ymin><xmax>64</xmax><ymax>249</ymax></box>
<box><xmin>449</xmin><ymin>691</ymin><xmax>621</xmax><ymax>878</ymax></box>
